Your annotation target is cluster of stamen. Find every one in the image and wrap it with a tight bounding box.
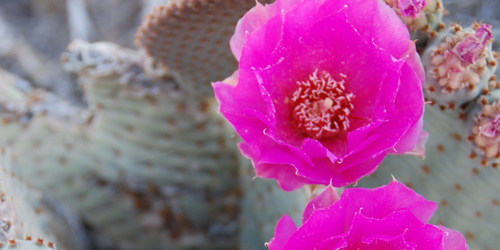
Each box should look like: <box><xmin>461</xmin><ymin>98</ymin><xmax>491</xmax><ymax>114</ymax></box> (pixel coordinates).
<box><xmin>429</xmin><ymin>24</ymin><xmax>494</xmax><ymax>93</ymax></box>
<box><xmin>291</xmin><ymin>70</ymin><xmax>354</xmax><ymax>140</ymax></box>
<box><xmin>471</xmin><ymin>101</ymin><xmax>500</xmax><ymax>159</ymax></box>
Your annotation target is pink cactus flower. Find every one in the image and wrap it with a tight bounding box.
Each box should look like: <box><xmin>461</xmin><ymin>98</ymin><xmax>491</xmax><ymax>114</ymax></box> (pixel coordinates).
<box><xmin>213</xmin><ymin>0</ymin><xmax>427</xmax><ymax>190</ymax></box>
<box><xmin>266</xmin><ymin>181</ymin><xmax>469</xmax><ymax>250</ymax></box>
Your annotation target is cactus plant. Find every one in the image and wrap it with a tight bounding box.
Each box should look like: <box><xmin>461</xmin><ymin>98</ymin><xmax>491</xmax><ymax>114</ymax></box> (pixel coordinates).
<box><xmin>0</xmin><ymin>0</ymin><xmax>500</xmax><ymax>249</ymax></box>
<box><xmin>0</xmin><ymin>39</ymin><xmax>244</xmax><ymax>249</ymax></box>
<box><xmin>0</xmin><ymin>147</ymin><xmax>59</xmax><ymax>249</ymax></box>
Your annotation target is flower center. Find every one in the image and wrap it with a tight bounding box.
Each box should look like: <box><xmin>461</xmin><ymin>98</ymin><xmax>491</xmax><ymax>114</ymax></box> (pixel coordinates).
<box><xmin>291</xmin><ymin>70</ymin><xmax>354</xmax><ymax>140</ymax></box>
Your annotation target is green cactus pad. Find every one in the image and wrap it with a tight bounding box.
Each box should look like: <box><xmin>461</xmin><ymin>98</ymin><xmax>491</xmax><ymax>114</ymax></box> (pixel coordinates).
<box><xmin>135</xmin><ymin>0</ymin><xmax>273</xmax><ymax>97</ymax></box>
<box><xmin>0</xmin><ymin>238</ymin><xmax>56</xmax><ymax>249</ymax></box>
<box><xmin>238</xmin><ymin>158</ymin><xmax>311</xmax><ymax>250</ymax></box>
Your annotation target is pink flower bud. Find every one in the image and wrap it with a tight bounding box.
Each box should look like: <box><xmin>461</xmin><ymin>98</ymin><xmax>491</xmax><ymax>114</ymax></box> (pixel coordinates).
<box><xmin>453</xmin><ymin>24</ymin><xmax>493</xmax><ymax>65</ymax></box>
<box><xmin>398</xmin><ymin>0</ymin><xmax>427</xmax><ymax>18</ymax></box>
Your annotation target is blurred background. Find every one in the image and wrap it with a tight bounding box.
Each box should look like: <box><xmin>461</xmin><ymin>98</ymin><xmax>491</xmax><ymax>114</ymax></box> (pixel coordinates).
<box><xmin>0</xmin><ymin>0</ymin><xmax>166</xmax><ymax>106</ymax></box>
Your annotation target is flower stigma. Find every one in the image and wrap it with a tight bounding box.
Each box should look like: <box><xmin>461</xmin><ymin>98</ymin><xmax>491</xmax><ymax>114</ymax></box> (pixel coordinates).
<box><xmin>291</xmin><ymin>70</ymin><xmax>354</xmax><ymax>140</ymax></box>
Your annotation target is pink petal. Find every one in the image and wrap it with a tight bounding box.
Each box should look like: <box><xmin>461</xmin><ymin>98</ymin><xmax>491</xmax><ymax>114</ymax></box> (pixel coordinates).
<box><xmin>269</xmin><ymin>181</ymin><xmax>468</xmax><ymax>249</ymax></box>
<box><xmin>321</xmin><ymin>0</ymin><xmax>406</xmax><ymax>60</ymax></box>
<box><xmin>352</xmin><ymin>211</ymin><xmax>443</xmax><ymax>249</ymax></box>
<box><xmin>340</xmin><ymin>181</ymin><xmax>438</xmax><ymax>223</ymax></box>
<box><xmin>213</xmin><ymin>69</ymin><xmax>267</xmax><ymax>117</ymax></box>
<box><xmin>323</xmin><ymin>153</ymin><xmax>387</xmax><ymax>187</ymax></box>
<box><xmin>405</xmin><ymin>40</ymin><xmax>426</xmax><ymax>86</ymax></box>
<box><xmin>340</xmin><ymin>62</ymin><xmax>425</xmax><ymax>169</ymax></box>
<box><xmin>437</xmin><ymin>226</ymin><xmax>469</xmax><ymax>250</ymax></box>
<box><xmin>266</xmin><ymin>214</ymin><xmax>298</xmax><ymax>250</ymax></box>
<box><xmin>315</xmin><ymin>210</ymin><xmax>441</xmax><ymax>249</ymax></box>
<box><xmin>282</xmin><ymin>205</ymin><xmax>348</xmax><ymax>249</ymax></box>
<box><xmin>253</xmin><ymin>144</ymin><xmax>312</xmax><ymax>191</ymax></box>
<box><xmin>321</xmin><ymin>0</ymin><xmax>425</xmax><ymax>84</ymax></box>
<box><xmin>402</xmin><ymin>130</ymin><xmax>429</xmax><ymax>157</ymax></box>
<box><xmin>220</xmin><ymin>69</ymin><xmax>239</xmax><ymax>86</ymax></box>
<box><xmin>302</xmin><ymin>185</ymin><xmax>339</xmax><ymax>224</ymax></box>
<box><xmin>230</xmin><ymin>0</ymin><xmax>302</xmax><ymax>61</ymax></box>
<box><xmin>387</xmin><ymin>63</ymin><xmax>426</xmax><ymax>152</ymax></box>
<box><xmin>294</xmin><ymin>138</ymin><xmax>386</xmax><ymax>187</ymax></box>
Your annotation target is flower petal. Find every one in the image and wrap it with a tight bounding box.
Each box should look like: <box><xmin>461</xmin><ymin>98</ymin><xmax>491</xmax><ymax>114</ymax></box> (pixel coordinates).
<box><xmin>230</xmin><ymin>0</ymin><xmax>302</xmax><ymax>61</ymax></box>
<box><xmin>269</xmin><ymin>181</ymin><xmax>468</xmax><ymax>249</ymax></box>
<box><xmin>266</xmin><ymin>214</ymin><xmax>298</xmax><ymax>250</ymax></box>
<box><xmin>321</xmin><ymin>0</ymin><xmax>425</xmax><ymax>83</ymax></box>
<box><xmin>437</xmin><ymin>226</ymin><xmax>469</xmax><ymax>250</ymax></box>
<box><xmin>302</xmin><ymin>185</ymin><xmax>339</xmax><ymax>224</ymax></box>
<box><xmin>340</xmin><ymin>181</ymin><xmax>438</xmax><ymax>222</ymax></box>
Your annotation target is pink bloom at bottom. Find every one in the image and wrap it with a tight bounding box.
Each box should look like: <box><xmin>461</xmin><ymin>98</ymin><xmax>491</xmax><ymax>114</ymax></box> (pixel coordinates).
<box><xmin>267</xmin><ymin>181</ymin><xmax>468</xmax><ymax>250</ymax></box>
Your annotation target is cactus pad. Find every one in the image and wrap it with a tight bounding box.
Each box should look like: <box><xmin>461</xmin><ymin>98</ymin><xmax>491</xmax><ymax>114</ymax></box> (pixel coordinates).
<box><xmin>135</xmin><ymin>0</ymin><xmax>273</xmax><ymax>96</ymax></box>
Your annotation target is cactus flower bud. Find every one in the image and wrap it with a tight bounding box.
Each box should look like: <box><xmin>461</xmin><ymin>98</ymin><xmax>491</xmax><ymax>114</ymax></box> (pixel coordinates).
<box><xmin>453</xmin><ymin>24</ymin><xmax>493</xmax><ymax>65</ymax></box>
<box><xmin>422</xmin><ymin>24</ymin><xmax>497</xmax><ymax>105</ymax></box>
<box><xmin>472</xmin><ymin>100</ymin><xmax>500</xmax><ymax>159</ymax></box>
<box><xmin>398</xmin><ymin>0</ymin><xmax>427</xmax><ymax>18</ymax></box>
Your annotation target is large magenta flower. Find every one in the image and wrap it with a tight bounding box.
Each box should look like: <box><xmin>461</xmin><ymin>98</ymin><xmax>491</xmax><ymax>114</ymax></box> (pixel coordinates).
<box><xmin>213</xmin><ymin>0</ymin><xmax>427</xmax><ymax>190</ymax></box>
<box><xmin>267</xmin><ymin>181</ymin><xmax>468</xmax><ymax>249</ymax></box>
